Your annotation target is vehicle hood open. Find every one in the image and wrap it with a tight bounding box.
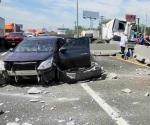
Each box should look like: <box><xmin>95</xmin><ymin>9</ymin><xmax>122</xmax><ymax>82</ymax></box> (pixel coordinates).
<box><xmin>4</xmin><ymin>52</ymin><xmax>53</xmax><ymax>62</ymax></box>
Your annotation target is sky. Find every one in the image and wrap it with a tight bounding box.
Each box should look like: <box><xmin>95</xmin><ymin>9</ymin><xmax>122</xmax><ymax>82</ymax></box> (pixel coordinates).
<box><xmin>0</xmin><ymin>0</ymin><xmax>150</xmax><ymax>30</ymax></box>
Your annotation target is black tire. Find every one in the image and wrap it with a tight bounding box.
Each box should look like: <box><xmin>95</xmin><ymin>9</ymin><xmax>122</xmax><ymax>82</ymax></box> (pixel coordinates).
<box><xmin>4</xmin><ymin>42</ymin><xmax>9</xmax><ymax>49</ymax></box>
<box><xmin>3</xmin><ymin>76</ymin><xmax>13</xmax><ymax>84</ymax></box>
<box><xmin>1</xmin><ymin>71</ymin><xmax>14</xmax><ymax>84</ymax></box>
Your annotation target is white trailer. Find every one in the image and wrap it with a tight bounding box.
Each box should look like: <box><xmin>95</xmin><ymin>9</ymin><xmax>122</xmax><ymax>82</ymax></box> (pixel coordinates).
<box><xmin>102</xmin><ymin>18</ymin><xmax>132</xmax><ymax>42</ymax></box>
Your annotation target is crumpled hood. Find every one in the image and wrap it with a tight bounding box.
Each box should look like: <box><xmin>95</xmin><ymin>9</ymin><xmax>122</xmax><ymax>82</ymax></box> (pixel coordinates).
<box><xmin>4</xmin><ymin>52</ymin><xmax>53</xmax><ymax>62</ymax></box>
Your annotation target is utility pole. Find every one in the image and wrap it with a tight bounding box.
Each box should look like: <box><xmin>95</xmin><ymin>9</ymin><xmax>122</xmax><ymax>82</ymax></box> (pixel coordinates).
<box><xmin>144</xmin><ymin>14</ymin><xmax>148</xmax><ymax>35</ymax></box>
<box><xmin>76</xmin><ymin>0</ymin><xmax>79</xmax><ymax>38</ymax></box>
<box><xmin>136</xmin><ymin>18</ymin><xmax>140</xmax><ymax>33</ymax></box>
<box><xmin>99</xmin><ymin>16</ymin><xmax>104</xmax><ymax>40</ymax></box>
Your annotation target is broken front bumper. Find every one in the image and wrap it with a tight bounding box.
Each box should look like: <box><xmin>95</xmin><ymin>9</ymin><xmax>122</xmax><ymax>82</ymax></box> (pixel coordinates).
<box><xmin>7</xmin><ymin>70</ymin><xmax>38</xmax><ymax>76</ymax></box>
<box><xmin>3</xmin><ymin>67</ymin><xmax>56</xmax><ymax>83</ymax></box>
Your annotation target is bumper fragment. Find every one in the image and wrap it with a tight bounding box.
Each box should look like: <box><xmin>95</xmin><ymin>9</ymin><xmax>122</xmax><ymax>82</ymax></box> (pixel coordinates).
<box><xmin>7</xmin><ymin>70</ymin><xmax>38</xmax><ymax>76</ymax></box>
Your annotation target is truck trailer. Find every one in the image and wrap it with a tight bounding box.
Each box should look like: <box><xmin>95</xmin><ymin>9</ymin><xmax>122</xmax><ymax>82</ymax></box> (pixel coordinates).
<box><xmin>102</xmin><ymin>18</ymin><xmax>134</xmax><ymax>42</ymax></box>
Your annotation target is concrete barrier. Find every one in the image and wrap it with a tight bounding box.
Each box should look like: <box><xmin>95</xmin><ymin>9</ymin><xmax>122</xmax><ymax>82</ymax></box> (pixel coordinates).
<box><xmin>134</xmin><ymin>45</ymin><xmax>150</xmax><ymax>64</ymax></box>
<box><xmin>90</xmin><ymin>43</ymin><xmax>120</xmax><ymax>56</ymax></box>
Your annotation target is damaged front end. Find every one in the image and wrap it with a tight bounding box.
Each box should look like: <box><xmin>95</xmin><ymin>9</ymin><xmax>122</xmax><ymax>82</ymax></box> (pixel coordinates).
<box><xmin>2</xmin><ymin>59</ymin><xmax>55</xmax><ymax>83</ymax></box>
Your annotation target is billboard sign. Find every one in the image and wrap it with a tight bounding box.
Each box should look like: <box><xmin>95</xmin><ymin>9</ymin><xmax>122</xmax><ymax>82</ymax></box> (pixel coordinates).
<box><xmin>126</xmin><ymin>14</ymin><xmax>136</xmax><ymax>23</ymax></box>
<box><xmin>83</xmin><ymin>11</ymin><xmax>99</xmax><ymax>19</ymax></box>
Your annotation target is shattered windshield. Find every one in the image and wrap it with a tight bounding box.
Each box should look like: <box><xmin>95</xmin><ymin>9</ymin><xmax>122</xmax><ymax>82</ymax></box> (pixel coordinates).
<box><xmin>15</xmin><ymin>39</ymin><xmax>55</xmax><ymax>52</ymax></box>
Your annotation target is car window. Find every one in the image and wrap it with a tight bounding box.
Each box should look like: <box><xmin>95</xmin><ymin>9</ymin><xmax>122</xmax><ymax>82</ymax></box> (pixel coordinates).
<box><xmin>63</xmin><ymin>37</ymin><xmax>89</xmax><ymax>49</ymax></box>
<box><xmin>57</xmin><ymin>38</ymin><xmax>66</xmax><ymax>49</ymax></box>
<box><xmin>15</xmin><ymin>39</ymin><xmax>55</xmax><ymax>52</ymax></box>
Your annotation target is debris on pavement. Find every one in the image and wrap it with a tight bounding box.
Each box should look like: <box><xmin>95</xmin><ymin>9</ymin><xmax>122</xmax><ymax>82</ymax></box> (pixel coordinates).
<box><xmin>107</xmin><ymin>73</ymin><xmax>118</xmax><ymax>80</ymax></box>
<box><xmin>120</xmin><ymin>66</ymin><xmax>122</xmax><ymax>68</ymax></box>
<box><xmin>22</xmin><ymin>123</ymin><xmax>32</xmax><ymax>125</ymax></box>
<box><xmin>132</xmin><ymin>102</ymin><xmax>139</xmax><ymax>105</ymax></box>
<box><xmin>67</xmin><ymin>121</ymin><xmax>76</xmax><ymax>125</ymax></box>
<box><xmin>40</xmin><ymin>100</ymin><xmax>45</xmax><ymax>103</ymax></box>
<box><xmin>121</xmin><ymin>88</ymin><xmax>132</xmax><ymax>93</ymax></box>
<box><xmin>15</xmin><ymin>118</ymin><xmax>20</xmax><ymax>122</ymax></box>
<box><xmin>41</xmin><ymin>104</ymin><xmax>48</xmax><ymax>109</ymax></box>
<box><xmin>145</xmin><ymin>92</ymin><xmax>150</xmax><ymax>97</ymax></box>
<box><xmin>6</xmin><ymin>122</ymin><xmax>20</xmax><ymax>125</ymax></box>
<box><xmin>27</xmin><ymin>87</ymin><xmax>42</xmax><ymax>94</ymax></box>
<box><xmin>5</xmin><ymin>111</ymin><xmax>10</xmax><ymax>113</ymax></box>
<box><xmin>69</xmin><ymin>117</ymin><xmax>73</xmax><ymax>121</ymax></box>
<box><xmin>59</xmin><ymin>62</ymin><xmax>103</xmax><ymax>83</ymax></box>
<box><xmin>136</xmin><ymin>68</ymin><xmax>150</xmax><ymax>75</ymax></box>
<box><xmin>43</xmin><ymin>91</ymin><xmax>50</xmax><ymax>94</ymax></box>
<box><xmin>136</xmin><ymin>56</ymin><xmax>145</xmax><ymax>63</ymax></box>
<box><xmin>0</xmin><ymin>110</ymin><xmax>4</xmax><ymax>115</ymax></box>
<box><xmin>0</xmin><ymin>103</ymin><xmax>4</xmax><ymax>106</ymax></box>
<box><xmin>50</xmin><ymin>106</ymin><xmax>56</xmax><ymax>110</ymax></box>
<box><xmin>58</xmin><ymin>119</ymin><xmax>65</xmax><ymax>123</ymax></box>
<box><xmin>29</xmin><ymin>99</ymin><xmax>40</xmax><ymax>102</ymax></box>
<box><xmin>4</xmin><ymin>115</ymin><xmax>8</xmax><ymax>119</ymax></box>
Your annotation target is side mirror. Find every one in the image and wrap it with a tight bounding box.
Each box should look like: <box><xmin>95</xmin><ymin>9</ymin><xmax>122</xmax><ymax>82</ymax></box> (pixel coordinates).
<box><xmin>9</xmin><ymin>48</ymin><xmax>14</xmax><ymax>52</ymax></box>
<box><xmin>59</xmin><ymin>47</ymin><xmax>67</xmax><ymax>53</ymax></box>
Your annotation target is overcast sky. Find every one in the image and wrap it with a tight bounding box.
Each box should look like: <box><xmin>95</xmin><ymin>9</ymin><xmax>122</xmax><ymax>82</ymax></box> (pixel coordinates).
<box><xmin>0</xmin><ymin>0</ymin><xmax>150</xmax><ymax>30</ymax></box>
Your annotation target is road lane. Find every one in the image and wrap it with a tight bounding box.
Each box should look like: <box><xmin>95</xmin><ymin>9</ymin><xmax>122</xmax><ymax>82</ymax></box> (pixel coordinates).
<box><xmin>0</xmin><ymin>55</ymin><xmax>150</xmax><ymax>125</ymax></box>
<box><xmin>81</xmin><ymin>83</ymin><xmax>129</xmax><ymax>125</ymax></box>
<box><xmin>89</xmin><ymin>56</ymin><xmax>150</xmax><ymax>125</ymax></box>
<box><xmin>0</xmin><ymin>83</ymin><xmax>116</xmax><ymax>125</ymax></box>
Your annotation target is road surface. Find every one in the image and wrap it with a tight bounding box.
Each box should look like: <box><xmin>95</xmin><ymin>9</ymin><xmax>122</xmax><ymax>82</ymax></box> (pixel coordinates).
<box><xmin>0</xmin><ymin>50</ymin><xmax>150</xmax><ymax>125</ymax></box>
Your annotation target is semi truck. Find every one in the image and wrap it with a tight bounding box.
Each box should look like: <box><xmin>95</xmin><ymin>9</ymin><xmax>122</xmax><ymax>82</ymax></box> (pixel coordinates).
<box><xmin>0</xmin><ymin>17</ymin><xmax>5</xmax><ymax>46</ymax></box>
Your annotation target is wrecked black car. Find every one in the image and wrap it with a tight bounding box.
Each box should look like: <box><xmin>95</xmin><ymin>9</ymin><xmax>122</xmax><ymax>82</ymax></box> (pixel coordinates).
<box><xmin>1</xmin><ymin>36</ymin><xmax>102</xmax><ymax>83</ymax></box>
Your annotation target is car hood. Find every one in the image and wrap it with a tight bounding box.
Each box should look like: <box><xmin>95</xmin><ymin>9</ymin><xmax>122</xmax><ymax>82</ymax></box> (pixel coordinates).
<box><xmin>4</xmin><ymin>52</ymin><xmax>53</xmax><ymax>62</ymax></box>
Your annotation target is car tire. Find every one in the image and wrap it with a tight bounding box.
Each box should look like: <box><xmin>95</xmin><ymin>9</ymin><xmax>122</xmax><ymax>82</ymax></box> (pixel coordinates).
<box><xmin>1</xmin><ymin>71</ymin><xmax>13</xmax><ymax>84</ymax></box>
<box><xmin>4</xmin><ymin>42</ymin><xmax>9</xmax><ymax>49</ymax></box>
<box><xmin>2</xmin><ymin>76</ymin><xmax>13</xmax><ymax>84</ymax></box>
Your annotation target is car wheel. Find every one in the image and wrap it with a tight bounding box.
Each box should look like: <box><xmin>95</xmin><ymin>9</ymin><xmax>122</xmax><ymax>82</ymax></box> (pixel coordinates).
<box><xmin>55</xmin><ymin>67</ymin><xmax>60</xmax><ymax>82</ymax></box>
<box><xmin>4</xmin><ymin>42</ymin><xmax>9</xmax><ymax>49</ymax></box>
<box><xmin>2</xmin><ymin>71</ymin><xmax>14</xmax><ymax>84</ymax></box>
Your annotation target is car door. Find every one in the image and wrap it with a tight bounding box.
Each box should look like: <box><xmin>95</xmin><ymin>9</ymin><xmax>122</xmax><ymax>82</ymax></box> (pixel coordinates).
<box><xmin>58</xmin><ymin>37</ymin><xmax>91</xmax><ymax>70</ymax></box>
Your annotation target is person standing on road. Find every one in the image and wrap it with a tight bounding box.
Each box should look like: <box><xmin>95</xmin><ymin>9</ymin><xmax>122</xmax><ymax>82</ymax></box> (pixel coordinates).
<box><xmin>120</xmin><ymin>33</ymin><xmax>128</xmax><ymax>58</ymax></box>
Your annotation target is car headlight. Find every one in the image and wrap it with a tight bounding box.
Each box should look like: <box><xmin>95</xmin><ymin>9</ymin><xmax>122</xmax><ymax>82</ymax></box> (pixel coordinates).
<box><xmin>0</xmin><ymin>61</ymin><xmax>5</xmax><ymax>71</ymax></box>
<box><xmin>38</xmin><ymin>57</ymin><xmax>53</xmax><ymax>70</ymax></box>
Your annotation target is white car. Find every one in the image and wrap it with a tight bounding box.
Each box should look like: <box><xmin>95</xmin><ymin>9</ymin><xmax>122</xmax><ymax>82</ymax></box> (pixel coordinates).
<box><xmin>24</xmin><ymin>32</ymin><xmax>35</xmax><ymax>37</ymax></box>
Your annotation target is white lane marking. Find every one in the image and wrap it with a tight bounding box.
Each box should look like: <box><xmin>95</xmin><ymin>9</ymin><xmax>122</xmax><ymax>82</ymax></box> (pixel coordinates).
<box><xmin>1</xmin><ymin>52</ymin><xmax>7</xmax><ymax>56</ymax></box>
<box><xmin>0</xmin><ymin>92</ymin><xmax>41</xmax><ymax>99</ymax></box>
<box><xmin>81</xmin><ymin>83</ymin><xmax>130</xmax><ymax>125</ymax></box>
